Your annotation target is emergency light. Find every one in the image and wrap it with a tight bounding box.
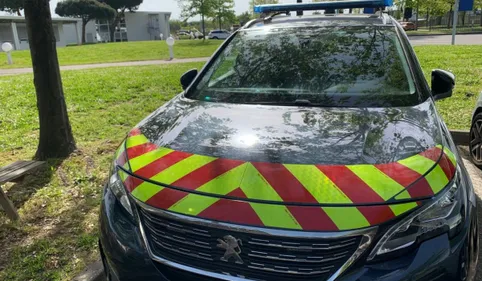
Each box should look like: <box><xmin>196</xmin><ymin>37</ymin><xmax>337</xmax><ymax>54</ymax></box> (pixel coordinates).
<box><xmin>254</xmin><ymin>0</ymin><xmax>393</xmax><ymax>14</ymax></box>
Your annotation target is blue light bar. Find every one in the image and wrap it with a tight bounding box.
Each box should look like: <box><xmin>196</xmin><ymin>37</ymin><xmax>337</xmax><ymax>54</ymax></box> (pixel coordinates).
<box><xmin>254</xmin><ymin>0</ymin><xmax>393</xmax><ymax>14</ymax></box>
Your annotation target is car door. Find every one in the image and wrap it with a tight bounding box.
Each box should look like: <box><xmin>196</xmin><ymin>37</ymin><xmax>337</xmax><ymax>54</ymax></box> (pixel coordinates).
<box><xmin>221</xmin><ymin>31</ymin><xmax>230</xmax><ymax>39</ymax></box>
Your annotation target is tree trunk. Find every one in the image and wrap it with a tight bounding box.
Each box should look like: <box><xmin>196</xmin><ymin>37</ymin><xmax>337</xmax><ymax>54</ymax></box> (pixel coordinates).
<box><xmin>109</xmin><ymin>13</ymin><xmax>120</xmax><ymax>42</ymax></box>
<box><xmin>415</xmin><ymin>3</ymin><xmax>419</xmax><ymax>30</ymax></box>
<box><xmin>201</xmin><ymin>13</ymin><xmax>206</xmax><ymax>41</ymax></box>
<box><xmin>109</xmin><ymin>10</ymin><xmax>123</xmax><ymax>42</ymax></box>
<box><xmin>426</xmin><ymin>10</ymin><xmax>429</xmax><ymax>28</ymax></box>
<box><xmin>430</xmin><ymin>13</ymin><xmax>433</xmax><ymax>31</ymax></box>
<box><xmin>448</xmin><ymin>6</ymin><xmax>453</xmax><ymax>28</ymax></box>
<box><xmin>82</xmin><ymin>20</ymin><xmax>87</xmax><ymax>44</ymax></box>
<box><xmin>462</xmin><ymin>11</ymin><xmax>466</xmax><ymax>26</ymax></box>
<box><xmin>24</xmin><ymin>0</ymin><xmax>76</xmax><ymax>160</ymax></box>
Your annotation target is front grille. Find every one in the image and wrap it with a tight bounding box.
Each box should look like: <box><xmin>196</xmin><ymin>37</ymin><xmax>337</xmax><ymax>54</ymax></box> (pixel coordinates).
<box><xmin>140</xmin><ymin>208</ymin><xmax>363</xmax><ymax>281</ymax></box>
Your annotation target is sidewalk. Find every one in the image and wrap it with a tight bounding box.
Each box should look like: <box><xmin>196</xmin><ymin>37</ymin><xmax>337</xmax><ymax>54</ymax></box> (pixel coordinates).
<box><xmin>0</xmin><ymin>57</ymin><xmax>210</xmax><ymax>76</ymax></box>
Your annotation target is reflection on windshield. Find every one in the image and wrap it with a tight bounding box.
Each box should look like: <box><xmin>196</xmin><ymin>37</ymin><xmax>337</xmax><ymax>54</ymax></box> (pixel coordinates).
<box><xmin>190</xmin><ymin>25</ymin><xmax>422</xmax><ymax>107</ymax></box>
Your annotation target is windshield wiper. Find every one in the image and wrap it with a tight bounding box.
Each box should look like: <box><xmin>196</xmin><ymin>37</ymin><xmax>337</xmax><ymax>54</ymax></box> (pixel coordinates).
<box><xmin>293</xmin><ymin>99</ymin><xmax>313</xmax><ymax>106</ymax></box>
<box><xmin>242</xmin><ymin>99</ymin><xmax>320</xmax><ymax>107</ymax></box>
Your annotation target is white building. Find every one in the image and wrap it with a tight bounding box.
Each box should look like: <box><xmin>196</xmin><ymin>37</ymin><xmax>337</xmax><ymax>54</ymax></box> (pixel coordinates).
<box><xmin>97</xmin><ymin>11</ymin><xmax>171</xmax><ymax>43</ymax></box>
<box><xmin>0</xmin><ymin>11</ymin><xmax>171</xmax><ymax>50</ymax></box>
<box><xmin>0</xmin><ymin>16</ymin><xmax>81</xmax><ymax>51</ymax></box>
<box><xmin>125</xmin><ymin>11</ymin><xmax>171</xmax><ymax>41</ymax></box>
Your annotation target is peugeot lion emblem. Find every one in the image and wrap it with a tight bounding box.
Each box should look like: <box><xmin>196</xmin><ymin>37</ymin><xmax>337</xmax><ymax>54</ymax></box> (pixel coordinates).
<box><xmin>217</xmin><ymin>235</ymin><xmax>244</xmax><ymax>264</ymax></box>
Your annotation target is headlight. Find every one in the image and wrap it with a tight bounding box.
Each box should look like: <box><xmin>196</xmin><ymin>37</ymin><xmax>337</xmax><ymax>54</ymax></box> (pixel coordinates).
<box><xmin>108</xmin><ymin>164</ymin><xmax>135</xmax><ymax>218</ymax></box>
<box><xmin>368</xmin><ymin>166</ymin><xmax>466</xmax><ymax>261</ymax></box>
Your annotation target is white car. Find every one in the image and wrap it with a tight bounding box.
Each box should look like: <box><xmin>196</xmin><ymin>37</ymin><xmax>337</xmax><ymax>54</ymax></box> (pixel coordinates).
<box><xmin>208</xmin><ymin>30</ymin><xmax>231</xmax><ymax>40</ymax></box>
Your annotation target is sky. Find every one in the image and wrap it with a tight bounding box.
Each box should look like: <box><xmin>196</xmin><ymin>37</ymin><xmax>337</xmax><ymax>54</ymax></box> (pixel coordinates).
<box><xmin>0</xmin><ymin>0</ymin><xmax>296</xmax><ymax>19</ymax></box>
<box><xmin>45</xmin><ymin>0</ymin><xmax>252</xmax><ymax>20</ymax></box>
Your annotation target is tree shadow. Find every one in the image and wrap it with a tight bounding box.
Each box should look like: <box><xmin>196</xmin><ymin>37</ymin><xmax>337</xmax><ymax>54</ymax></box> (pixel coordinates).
<box><xmin>0</xmin><ymin>192</ymin><xmax>101</xmax><ymax>280</ymax></box>
<box><xmin>0</xmin><ymin>148</ymin><xmax>108</xmax><ymax>280</ymax></box>
<box><xmin>2</xmin><ymin>158</ymin><xmax>64</xmax><ymax>211</ymax></box>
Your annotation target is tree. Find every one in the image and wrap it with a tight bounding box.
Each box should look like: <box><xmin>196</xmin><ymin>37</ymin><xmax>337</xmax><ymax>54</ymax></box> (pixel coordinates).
<box><xmin>249</xmin><ymin>0</ymin><xmax>278</xmax><ymax>15</ymax></box>
<box><xmin>0</xmin><ymin>0</ymin><xmax>22</xmax><ymax>15</ymax></box>
<box><xmin>395</xmin><ymin>0</ymin><xmax>450</xmax><ymax>29</ymax></box>
<box><xmin>475</xmin><ymin>0</ymin><xmax>482</xmax><ymax>26</ymax></box>
<box><xmin>237</xmin><ymin>11</ymin><xmax>253</xmax><ymax>25</ymax></box>
<box><xmin>177</xmin><ymin>0</ymin><xmax>215</xmax><ymax>39</ymax></box>
<box><xmin>446</xmin><ymin>0</ymin><xmax>455</xmax><ymax>27</ymax></box>
<box><xmin>170</xmin><ymin>19</ymin><xmax>183</xmax><ymax>33</ymax></box>
<box><xmin>1</xmin><ymin>0</ymin><xmax>76</xmax><ymax>160</ymax></box>
<box><xmin>56</xmin><ymin>0</ymin><xmax>115</xmax><ymax>44</ymax></box>
<box><xmin>211</xmin><ymin>0</ymin><xmax>236</xmax><ymax>29</ymax></box>
<box><xmin>99</xmin><ymin>0</ymin><xmax>143</xmax><ymax>42</ymax></box>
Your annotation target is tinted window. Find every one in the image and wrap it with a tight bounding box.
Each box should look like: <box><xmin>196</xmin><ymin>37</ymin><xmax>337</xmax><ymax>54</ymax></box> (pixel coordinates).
<box><xmin>188</xmin><ymin>26</ymin><xmax>423</xmax><ymax>107</ymax></box>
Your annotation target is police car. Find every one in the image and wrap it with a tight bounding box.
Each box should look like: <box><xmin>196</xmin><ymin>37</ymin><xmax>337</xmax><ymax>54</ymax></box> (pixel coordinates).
<box><xmin>99</xmin><ymin>1</ymin><xmax>479</xmax><ymax>280</ymax></box>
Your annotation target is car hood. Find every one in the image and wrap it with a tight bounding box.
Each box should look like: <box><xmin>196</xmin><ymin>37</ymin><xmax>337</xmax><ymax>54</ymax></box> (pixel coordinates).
<box><xmin>134</xmin><ymin>95</ymin><xmax>443</xmax><ymax>165</ymax></box>
<box><xmin>115</xmin><ymin>96</ymin><xmax>458</xmax><ymax>231</ymax></box>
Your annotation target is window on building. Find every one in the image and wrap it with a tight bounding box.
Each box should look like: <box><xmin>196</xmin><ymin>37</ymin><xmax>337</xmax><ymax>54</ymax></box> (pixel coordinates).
<box><xmin>0</xmin><ymin>24</ymin><xmax>14</xmax><ymax>44</ymax></box>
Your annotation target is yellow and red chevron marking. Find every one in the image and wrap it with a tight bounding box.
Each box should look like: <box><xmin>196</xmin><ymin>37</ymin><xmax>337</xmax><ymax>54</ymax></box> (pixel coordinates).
<box><xmin>114</xmin><ymin>127</ymin><xmax>457</xmax><ymax>231</ymax></box>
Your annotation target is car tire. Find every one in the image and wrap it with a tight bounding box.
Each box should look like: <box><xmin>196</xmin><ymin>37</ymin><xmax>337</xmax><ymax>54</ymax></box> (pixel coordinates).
<box><xmin>470</xmin><ymin>112</ymin><xmax>482</xmax><ymax>169</ymax></box>
<box><xmin>212</xmin><ymin>36</ymin><xmax>218</xmax><ymax>39</ymax></box>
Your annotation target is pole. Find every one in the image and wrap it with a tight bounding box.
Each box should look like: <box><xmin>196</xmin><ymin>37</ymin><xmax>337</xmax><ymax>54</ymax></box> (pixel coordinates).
<box><xmin>452</xmin><ymin>0</ymin><xmax>459</xmax><ymax>45</ymax></box>
<box><xmin>169</xmin><ymin>46</ymin><xmax>174</xmax><ymax>60</ymax></box>
<box><xmin>297</xmin><ymin>0</ymin><xmax>303</xmax><ymax>16</ymax></box>
<box><xmin>6</xmin><ymin>52</ymin><xmax>12</xmax><ymax>65</ymax></box>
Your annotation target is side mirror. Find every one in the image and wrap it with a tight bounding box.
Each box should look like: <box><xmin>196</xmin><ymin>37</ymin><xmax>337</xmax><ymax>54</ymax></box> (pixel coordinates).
<box><xmin>180</xmin><ymin>69</ymin><xmax>198</xmax><ymax>90</ymax></box>
<box><xmin>431</xmin><ymin>69</ymin><xmax>455</xmax><ymax>101</ymax></box>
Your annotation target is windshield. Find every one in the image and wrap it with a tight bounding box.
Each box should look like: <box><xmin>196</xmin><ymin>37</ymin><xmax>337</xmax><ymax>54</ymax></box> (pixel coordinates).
<box><xmin>188</xmin><ymin>25</ymin><xmax>423</xmax><ymax>107</ymax></box>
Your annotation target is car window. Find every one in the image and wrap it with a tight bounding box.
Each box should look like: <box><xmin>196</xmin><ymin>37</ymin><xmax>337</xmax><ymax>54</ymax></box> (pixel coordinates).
<box><xmin>188</xmin><ymin>25</ymin><xmax>424</xmax><ymax>107</ymax></box>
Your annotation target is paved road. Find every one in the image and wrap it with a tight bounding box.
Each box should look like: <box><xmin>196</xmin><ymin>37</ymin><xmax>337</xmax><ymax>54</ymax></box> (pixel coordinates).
<box><xmin>0</xmin><ymin>57</ymin><xmax>210</xmax><ymax>77</ymax></box>
<box><xmin>409</xmin><ymin>34</ymin><xmax>482</xmax><ymax>45</ymax></box>
<box><xmin>457</xmin><ymin>147</ymin><xmax>482</xmax><ymax>281</ymax></box>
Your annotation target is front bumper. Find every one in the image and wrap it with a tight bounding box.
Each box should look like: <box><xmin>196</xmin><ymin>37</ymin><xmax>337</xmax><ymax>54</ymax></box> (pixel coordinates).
<box><xmin>99</xmin><ymin>187</ymin><xmax>478</xmax><ymax>281</ymax></box>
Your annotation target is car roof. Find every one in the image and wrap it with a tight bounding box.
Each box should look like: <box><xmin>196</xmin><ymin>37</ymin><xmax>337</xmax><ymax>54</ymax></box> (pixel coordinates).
<box><xmin>244</xmin><ymin>13</ymin><xmax>397</xmax><ymax>29</ymax></box>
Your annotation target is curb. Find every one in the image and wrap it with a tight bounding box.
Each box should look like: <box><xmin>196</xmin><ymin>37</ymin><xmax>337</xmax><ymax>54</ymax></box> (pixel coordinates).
<box><xmin>72</xmin><ymin>260</ymin><xmax>104</xmax><ymax>281</ymax></box>
<box><xmin>450</xmin><ymin>130</ymin><xmax>470</xmax><ymax>146</ymax></box>
<box><xmin>408</xmin><ymin>32</ymin><xmax>482</xmax><ymax>37</ymax></box>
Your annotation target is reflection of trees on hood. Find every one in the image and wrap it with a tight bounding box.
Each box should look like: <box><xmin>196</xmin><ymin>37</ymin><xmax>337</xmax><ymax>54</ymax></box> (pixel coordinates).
<box><xmin>138</xmin><ymin>97</ymin><xmax>441</xmax><ymax>165</ymax></box>
<box><xmin>281</xmin><ymin>101</ymin><xmax>440</xmax><ymax>164</ymax></box>
<box><xmin>139</xmin><ymin>97</ymin><xmax>238</xmax><ymax>158</ymax></box>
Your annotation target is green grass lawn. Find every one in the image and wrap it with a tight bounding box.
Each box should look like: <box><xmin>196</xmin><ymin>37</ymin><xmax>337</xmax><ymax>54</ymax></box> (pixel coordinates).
<box><xmin>0</xmin><ymin>45</ymin><xmax>481</xmax><ymax>281</ymax></box>
<box><xmin>413</xmin><ymin>45</ymin><xmax>482</xmax><ymax>129</ymax></box>
<box><xmin>0</xmin><ymin>40</ymin><xmax>221</xmax><ymax>69</ymax></box>
<box><xmin>407</xmin><ymin>26</ymin><xmax>482</xmax><ymax>36</ymax></box>
<box><xmin>407</xmin><ymin>26</ymin><xmax>482</xmax><ymax>35</ymax></box>
<box><xmin>0</xmin><ymin>62</ymin><xmax>204</xmax><ymax>281</ymax></box>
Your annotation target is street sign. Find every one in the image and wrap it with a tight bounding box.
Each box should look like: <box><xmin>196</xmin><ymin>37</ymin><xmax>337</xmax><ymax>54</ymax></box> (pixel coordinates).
<box><xmin>459</xmin><ymin>0</ymin><xmax>474</xmax><ymax>11</ymax></box>
<box><xmin>404</xmin><ymin>7</ymin><xmax>413</xmax><ymax>20</ymax></box>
